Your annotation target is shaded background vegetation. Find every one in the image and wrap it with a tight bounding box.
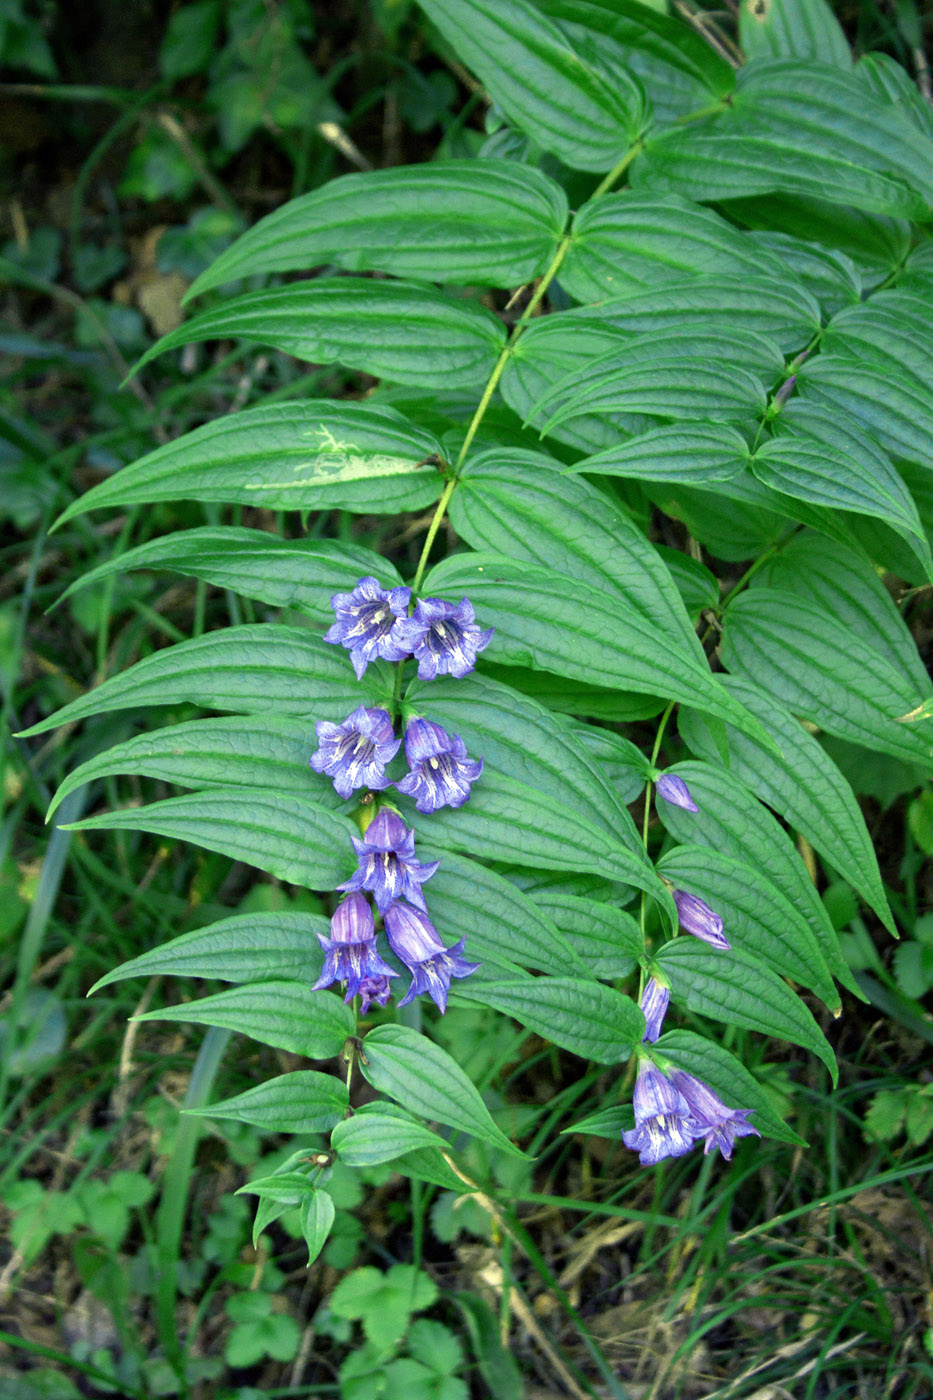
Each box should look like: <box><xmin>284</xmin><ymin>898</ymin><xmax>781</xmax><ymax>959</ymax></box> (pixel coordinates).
<box><xmin>2</xmin><ymin>1</ymin><xmax>933</xmax><ymax>1397</ymax></box>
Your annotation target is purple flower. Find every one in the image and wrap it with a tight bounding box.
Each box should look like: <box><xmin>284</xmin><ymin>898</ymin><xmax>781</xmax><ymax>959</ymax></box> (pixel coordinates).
<box><xmin>656</xmin><ymin>774</ymin><xmax>699</xmax><ymax>813</ymax></box>
<box><xmin>640</xmin><ymin>977</ymin><xmax>670</xmax><ymax>1043</ymax></box>
<box><xmin>669</xmin><ymin>1070</ymin><xmax>760</xmax><ymax>1160</ymax></box>
<box><xmin>621</xmin><ymin>1064</ymin><xmax>698</xmax><ymax>1166</ymax></box>
<box><xmin>310</xmin><ymin>705</ymin><xmax>400</xmax><ymax>800</ymax></box>
<box><xmin>383</xmin><ymin>903</ymin><xmax>480</xmax><ymax>1014</ymax></box>
<box><xmin>395</xmin><ymin>717</ymin><xmax>483</xmax><ymax>814</ymax></box>
<box><xmin>313</xmin><ymin>893</ymin><xmax>398</xmax><ymax>1003</ymax></box>
<box><xmin>324</xmin><ymin>576</ymin><xmax>412</xmax><ymax>680</ymax></box>
<box><xmin>390</xmin><ymin>597</ymin><xmax>493</xmax><ymax>681</ymax></box>
<box><xmin>357</xmin><ymin>975</ymin><xmax>394</xmax><ymax>1015</ymax></box>
<box><xmin>674</xmin><ymin>890</ymin><xmax>730</xmax><ymax>950</ymax></box>
<box><xmin>337</xmin><ymin>808</ymin><xmax>440</xmax><ymax>914</ymax></box>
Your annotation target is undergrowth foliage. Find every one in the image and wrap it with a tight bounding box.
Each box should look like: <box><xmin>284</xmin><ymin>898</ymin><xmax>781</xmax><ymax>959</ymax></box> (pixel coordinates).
<box><xmin>21</xmin><ymin>0</ymin><xmax>933</xmax><ymax>1266</ymax></box>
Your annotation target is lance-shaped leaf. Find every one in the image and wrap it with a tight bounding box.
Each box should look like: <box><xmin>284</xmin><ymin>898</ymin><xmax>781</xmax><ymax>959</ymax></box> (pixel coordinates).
<box><xmin>419</xmin><ymin>849</ymin><xmax>587</xmax><ymax>977</ymax></box>
<box><xmin>797</xmin><ymin>355</ymin><xmax>933</xmax><ymax>469</ymax></box>
<box><xmin>657</xmin><ymin>843</ymin><xmax>839</xmax><ymax>1008</ymax></box>
<box><xmin>417</xmin><ymin>0</ymin><xmax>647</xmax><ymax>172</ymax></box>
<box><xmin>89</xmin><ymin>911</ymin><xmax>328</xmax><ymax>992</ymax></box>
<box><xmin>722</xmin><ymin>588</ymin><xmax>933</xmax><ymax>768</ymax></box>
<box><xmin>680</xmin><ymin>673</ymin><xmax>896</xmax><ymax>936</ymax></box>
<box><xmin>299</xmin><ymin>1193</ymin><xmax>336</xmax><ymax>1267</ymax></box>
<box><xmin>48</xmin><ymin>716</ymin><xmax>339</xmax><ymax>822</ymax></box>
<box><xmin>479</xmin><ymin>662</ymin><xmax>665</xmax><ymax>724</ymax></box>
<box><xmin>56</xmin><ymin>530</ymin><xmax>405</xmax><ymax>625</ymax></box>
<box><xmin>739</xmin><ymin>0</ymin><xmax>851</xmax><ymax>68</ymax></box>
<box><xmin>561</xmin><ymin>191</ymin><xmax>777</xmax><ymax>303</ymax></box>
<box><xmin>454</xmin><ymin>976</ymin><xmax>643</xmax><ymax>1063</ymax></box>
<box><xmin>654</xmin><ymin>1030</ymin><xmax>803</xmax><ymax>1145</ymax></box>
<box><xmin>359</xmin><ymin>1024</ymin><xmax>527</xmax><ymax>1156</ymax></box>
<box><xmin>63</xmin><ymin>789</ymin><xmax>358</xmax><ymax>891</ymax></box>
<box><xmin>130</xmin><ymin>280</ymin><xmax>506</xmax><ymax>390</ymax></box>
<box><xmin>529</xmin><ymin>890</ymin><xmax>642</xmax><ymax>978</ymax></box>
<box><xmin>407</xmin><ymin>670</ymin><xmax>644</xmax><ymax>850</ymax></box>
<box><xmin>136</xmin><ymin>981</ymin><xmax>355</xmax><ymax>1059</ymax></box>
<box><xmin>856</xmin><ymin>53</ymin><xmax>933</xmax><ymax>142</ymax></box>
<box><xmin>540</xmin><ymin>356</ymin><xmax>767</xmax><ymax>430</ymax></box>
<box><xmin>422</xmin><ymin>551</ymin><xmax>775</xmax><ymax>748</ymax></box>
<box><xmin>567</xmin><ymin>724</ymin><xmax>649</xmax><ymax>804</ymax></box>
<box><xmin>187</xmin><ymin>1070</ymin><xmax>349</xmax><ymax>1133</ymax></box>
<box><xmin>568</xmin><ymin>423</ymin><xmax>750</xmax><ymax>484</ymax></box>
<box><xmin>18</xmin><ymin>625</ymin><xmax>391</xmax><ymax>739</ymax></box>
<box><xmin>53</xmin><ymin>402</ymin><xmax>445</xmax><ymax>526</ymax></box>
<box><xmin>656</xmin><ymin>940</ymin><xmax>837</xmax><ymax>1082</ymax></box>
<box><xmin>658</xmin><ymin>760</ymin><xmax>856</xmax><ymax>995</ymax></box>
<box><xmin>749</xmin><ymin>230</ymin><xmax>860</xmax><ymax>317</ymax></box>
<box><xmin>452</xmin><ymin>448</ymin><xmax>705</xmax><ymax>655</ymax></box>
<box><xmin>332</xmin><ymin>1109</ymin><xmax>452</xmax><ymax>1167</ymax></box>
<box><xmin>187</xmin><ymin>160</ymin><xmax>568</xmax><ymax>296</ymax></box>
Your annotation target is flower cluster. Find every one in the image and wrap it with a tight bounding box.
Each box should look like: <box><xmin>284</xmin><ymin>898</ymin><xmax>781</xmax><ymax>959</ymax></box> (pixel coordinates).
<box><xmin>309</xmin><ymin>578</ymin><xmax>492</xmax><ymax>1014</ymax></box>
<box><xmin>621</xmin><ymin>773</ymin><xmax>757</xmax><ymax>1164</ymax></box>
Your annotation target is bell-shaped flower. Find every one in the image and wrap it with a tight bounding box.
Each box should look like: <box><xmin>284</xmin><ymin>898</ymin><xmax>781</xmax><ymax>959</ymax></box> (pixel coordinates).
<box><xmin>395</xmin><ymin>716</ymin><xmax>482</xmax><ymax>813</ymax></box>
<box><xmin>640</xmin><ymin>977</ymin><xmax>670</xmax><ymax>1043</ymax></box>
<box><xmin>673</xmin><ymin>890</ymin><xmax>730</xmax><ymax>950</ymax></box>
<box><xmin>337</xmin><ymin>808</ymin><xmax>440</xmax><ymax>913</ymax></box>
<box><xmin>621</xmin><ymin>1063</ymin><xmax>698</xmax><ymax>1166</ymax></box>
<box><xmin>390</xmin><ymin>596</ymin><xmax>493</xmax><ymax>681</ymax></box>
<box><xmin>357</xmin><ymin>974</ymin><xmax>394</xmax><ymax>1015</ymax></box>
<box><xmin>669</xmin><ymin>1069</ymin><xmax>760</xmax><ymax>1160</ymax></box>
<box><xmin>313</xmin><ymin>892</ymin><xmax>398</xmax><ymax>1003</ymax></box>
<box><xmin>310</xmin><ymin>705</ymin><xmax>400</xmax><ymax>800</ymax></box>
<box><xmin>324</xmin><ymin>576</ymin><xmax>412</xmax><ymax>679</ymax></box>
<box><xmin>655</xmin><ymin>773</ymin><xmax>699</xmax><ymax>813</ymax></box>
<box><xmin>383</xmin><ymin>902</ymin><xmax>479</xmax><ymax>1014</ymax></box>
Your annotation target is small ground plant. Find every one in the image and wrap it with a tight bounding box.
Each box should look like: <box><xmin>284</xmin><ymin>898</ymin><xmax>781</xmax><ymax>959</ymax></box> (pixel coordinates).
<box><xmin>7</xmin><ymin>0</ymin><xmax>933</xmax><ymax>1395</ymax></box>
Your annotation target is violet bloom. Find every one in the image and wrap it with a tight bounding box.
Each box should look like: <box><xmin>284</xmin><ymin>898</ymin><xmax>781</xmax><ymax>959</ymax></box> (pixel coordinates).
<box><xmin>337</xmin><ymin>808</ymin><xmax>440</xmax><ymax>913</ymax></box>
<box><xmin>621</xmin><ymin>1064</ymin><xmax>698</xmax><ymax>1166</ymax></box>
<box><xmin>313</xmin><ymin>893</ymin><xmax>397</xmax><ymax>1003</ymax></box>
<box><xmin>655</xmin><ymin>773</ymin><xmax>699</xmax><ymax>813</ymax></box>
<box><xmin>383</xmin><ymin>903</ymin><xmax>479</xmax><ymax>1015</ymax></box>
<box><xmin>669</xmin><ymin>1070</ymin><xmax>760</xmax><ymax>1160</ymax></box>
<box><xmin>310</xmin><ymin>705</ymin><xmax>400</xmax><ymax>800</ymax></box>
<box><xmin>357</xmin><ymin>975</ymin><xmax>394</xmax><ymax>1015</ymax></box>
<box><xmin>640</xmin><ymin>977</ymin><xmax>670</xmax><ymax>1043</ymax></box>
<box><xmin>674</xmin><ymin>890</ymin><xmax>730</xmax><ymax>950</ymax></box>
<box><xmin>324</xmin><ymin>576</ymin><xmax>412</xmax><ymax>680</ymax></box>
<box><xmin>391</xmin><ymin>597</ymin><xmax>493</xmax><ymax>681</ymax></box>
<box><xmin>395</xmin><ymin>717</ymin><xmax>483</xmax><ymax>813</ymax></box>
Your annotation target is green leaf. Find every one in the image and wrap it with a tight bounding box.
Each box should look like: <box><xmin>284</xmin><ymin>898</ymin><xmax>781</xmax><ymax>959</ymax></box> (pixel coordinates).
<box><xmin>722</xmin><ymin>588</ymin><xmax>933</xmax><ymax>769</ymax></box>
<box><xmin>332</xmin><ymin>1110</ymin><xmax>452</xmax><ymax>1166</ymax></box>
<box><xmin>130</xmin><ymin>281</ymin><xmax>506</xmax><ymax>390</ymax></box>
<box><xmin>856</xmin><ymin>53</ymin><xmax>933</xmax><ymax>142</ymax></box>
<box><xmin>422</xmin><ymin>551</ymin><xmax>776</xmax><ymax>748</ymax></box>
<box><xmin>570</xmin><ymin>423</ymin><xmax>750</xmax><ymax>484</ymax></box>
<box><xmin>529</xmin><ymin>891</ymin><xmax>642</xmax><ymax>978</ymax></box>
<box><xmin>561</xmin><ymin>192</ymin><xmax>776</xmax><ymax>303</ymax></box>
<box><xmin>654</xmin><ymin>1029</ymin><xmax>804</xmax><ymax>1144</ymax></box>
<box><xmin>407</xmin><ymin>670</ymin><xmax>644</xmax><ymax>850</ymax></box>
<box><xmin>571</xmin><ymin>274</ymin><xmax>820</xmax><ymax>353</ymax></box>
<box><xmin>634</xmin><ymin>58</ymin><xmax>933</xmax><ymax>219</ymax></box>
<box><xmin>454</xmin><ymin>976</ymin><xmax>643</xmax><ymax>1063</ymax></box>
<box><xmin>359</xmin><ymin>1024</ymin><xmax>527</xmax><ymax>1157</ymax></box>
<box><xmin>403</xmin><ymin>767</ymin><xmax>664</xmax><ymax>904</ymax></box>
<box><xmin>417</xmin><ymin>0</ymin><xmax>648</xmax><ymax>172</ymax></box>
<box><xmin>750</xmin><ymin>230</ymin><xmax>860</xmax><ymax>316</ymax></box>
<box><xmin>420</xmin><ymin>849</ymin><xmax>589</xmax><ymax>977</ymax></box>
<box><xmin>656</xmin><ymin>940</ymin><xmax>837</xmax><ymax>1081</ymax></box>
<box><xmin>53</xmin><ymin>402</ymin><xmax>445</xmax><ymax>526</ymax></box>
<box><xmin>160</xmin><ymin>0</ymin><xmax>221</xmax><ymax>79</ymax></box>
<box><xmin>186</xmin><ymin>160</ymin><xmax>568</xmax><ymax>296</ymax></box>
<box><xmin>56</xmin><ymin>529</ymin><xmax>405</xmax><ymax>624</ymax></box>
<box><xmin>452</xmin><ymin>448</ymin><xmax>704</xmax><ymax>654</ymax></box>
<box><xmin>63</xmin><ymin>789</ymin><xmax>358</xmax><ymax>890</ymax></box>
<box><xmin>562</xmin><ymin>1103</ymin><xmax>633</xmax><ymax>1139</ymax></box>
<box><xmin>540</xmin><ymin>353</ymin><xmax>768</xmax><ymax>430</ymax></box>
<box><xmin>479</xmin><ymin>662</ymin><xmax>665</xmax><ymax>723</ymax></box>
<box><xmin>720</xmin><ymin>192</ymin><xmax>910</xmax><ymax>286</ymax></box>
<box><xmin>331</xmin><ymin>1263</ymin><xmax>438</xmax><ymax>1345</ymax></box>
<box><xmin>657</xmin><ymin>844</ymin><xmax>838</xmax><ymax>1008</ymax></box>
<box><xmin>48</xmin><ymin>715</ymin><xmax>341</xmax><ymax>823</ymax></box>
<box><xmin>681</xmin><ymin>671</ymin><xmax>897</xmax><ymax>936</ymax></box>
<box><xmin>300</xmin><ymin>1191</ymin><xmax>336</xmax><ymax>1266</ymax></box>
<box><xmin>88</xmin><ymin>911</ymin><xmax>327</xmax><ymax>992</ymax></box>
<box><xmin>657</xmin><ymin>760</ymin><xmax>856</xmax><ymax>995</ymax></box>
<box><xmin>237</xmin><ymin>1172</ymin><xmax>318</xmax><ymax>1204</ymax></box>
<box><xmin>571</xmin><ymin>724</ymin><xmax>649</xmax><ymax>803</ymax></box>
<box><xmin>187</xmin><ymin>1070</ymin><xmax>349</xmax><ymax>1133</ymax></box>
<box><xmin>739</xmin><ymin>0</ymin><xmax>851</xmax><ymax>69</ymax></box>
<box><xmin>19</xmin><ymin>625</ymin><xmax>389</xmax><ymax>739</ymax></box>
<box><xmin>137</xmin><ymin>981</ymin><xmax>354</xmax><ymax>1058</ymax></box>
